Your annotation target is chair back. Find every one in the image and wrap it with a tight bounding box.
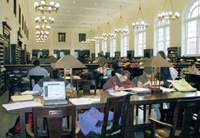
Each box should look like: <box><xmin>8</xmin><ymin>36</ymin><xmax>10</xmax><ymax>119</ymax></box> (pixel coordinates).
<box><xmin>33</xmin><ymin>105</ymin><xmax>76</xmax><ymax>138</ymax></box>
<box><xmin>77</xmin><ymin>80</ymin><xmax>96</xmax><ymax>95</ymax></box>
<box><xmin>171</xmin><ymin>98</ymin><xmax>200</xmax><ymax>138</ymax></box>
<box><xmin>29</xmin><ymin>75</ymin><xmax>44</xmax><ymax>90</ymax></box>
<box><xmin>101</xmin><ymin>94</ymin><xmax>130</xmax><ymax>138</ymax></box>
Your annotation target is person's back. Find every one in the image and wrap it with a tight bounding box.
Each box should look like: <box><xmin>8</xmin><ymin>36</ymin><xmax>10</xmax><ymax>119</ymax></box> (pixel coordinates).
<box><xmin>28</xmin><ymin>60</ymin><xmax>48</xmax><ymax>79</ymax></box>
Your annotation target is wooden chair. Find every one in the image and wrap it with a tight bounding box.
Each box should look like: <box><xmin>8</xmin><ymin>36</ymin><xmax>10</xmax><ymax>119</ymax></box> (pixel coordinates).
<box><xmin>26</xmin><ymin>105</ymin><xmax>77</xmax><ymax>138</ymax></box>
<box><xmin>77</xmin><ymin>80</ymin><xmax>96</xmax><ymax>96</ymax></box>
<box><xmin>84</xmin><ymin>94</ymin><xmax>131</xmax><ymax>138</ymax></box>
<box><xmin>145</xmin><ymin>98</ymin><xmax>200</xmax><ymax>138</ymax></box>
<box><xmin>29</xmin><ymin>75</ymin><xmax>44</xmax><ymax>90</ymax></box>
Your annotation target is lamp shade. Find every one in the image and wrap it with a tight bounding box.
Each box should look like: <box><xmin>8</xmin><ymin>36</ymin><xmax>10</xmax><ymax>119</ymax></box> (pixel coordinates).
<box><xmin>142</xmin><ymin>56</ymin><xmax>174</xmax><ymax>68</ymax></box>
<box><xmin>54</xmin><ymin>55</ymin><xmax>86</xmax><ymax>69</ymax></box>
<box><xmin>45</xmin><ymin>56</ymin><xmax>58</xmax><ymax>64</ymax></box>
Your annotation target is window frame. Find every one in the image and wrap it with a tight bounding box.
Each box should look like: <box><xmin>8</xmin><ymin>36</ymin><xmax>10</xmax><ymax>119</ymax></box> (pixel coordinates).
<box><xmin>120</xmin><ymin>31</ymin><xmax>129</xmax><ymax>57</ymax></box>
<box><xmin>110</xmin><ymin>35</ymin><xmax>116</xmax><ymax>57</ymax></box>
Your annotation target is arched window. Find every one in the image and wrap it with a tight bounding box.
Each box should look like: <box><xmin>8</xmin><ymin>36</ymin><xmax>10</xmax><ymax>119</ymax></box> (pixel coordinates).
<box><xmin>110</xmin><ymin>34</ymin><xmax>116</xmax><ymax>57</ymax></box>
<box><xmin>95</xmin><ymin>40</ymin><xmax>100</xmax><ymax>57</ymax></box>
<box><xmin>154</xmin><ymin>18</ymin><xmax>170</xmax><ymax>55</ymax></box>
<box><xmin>135</xmin><ymin>26</ymin><xmax>146</xmax><ymax>57</ymax></box>
<box><xmin>121</xmin><ymin>28</ymin><xmax>129</xmax><ymax>57</ymax></box>
<box><xmin>182</xmin><ymin>0</ymin><xmax>200</xmax><ymax>56</ymax></box>
<box><xmin>102</xmin><ymin>37</ymin><xmax>107</xmax><ymax>54</ymax></box>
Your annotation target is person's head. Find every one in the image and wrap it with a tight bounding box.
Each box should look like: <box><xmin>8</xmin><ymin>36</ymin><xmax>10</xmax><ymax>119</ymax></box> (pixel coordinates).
<box><xmin>144</xmin><ymin>67</ymin><xmax>152</xmax><ymax>79</ymax></box>
<box><xmin>33</xmin><ymin>60</ymin><xmax>40</xmax><ymax>66</ymax></box>
<box><xmin>157</xmin><ymin>51</ymin><xmax>166</xmax><ymax>59</ymax></box>
<box><xmin>119</xmin><ymin>70</ymin><xmax>130</xmax><ymax>82</ymax></box>
<box><xmin>191</xmin><ymin>62</ymin><xmax>196</xmax><ymax>67</ymax></box>
<box><xmin>112</xmin><ymin>62</ymin><xmax>119</xmax><ymax>70</ymax></box>
<box><xmin>50</xmin><ymin>70</ymin><xmax>60</xmax><ymax>80</ymax></box>
<box><xmin>100</xmin><ymin>63</ymin><xmax>108</xmax><ymax>68</ymax></box>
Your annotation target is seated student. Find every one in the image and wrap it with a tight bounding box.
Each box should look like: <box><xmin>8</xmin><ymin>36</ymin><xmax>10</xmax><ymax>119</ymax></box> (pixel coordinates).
<box><xmin>137</xmin><ymin>68</ymin><xmax>152</xmax><ymax>87</ymax></box>
<box><xmin>103</xmin><ymin>70</ymin><xmax>135</xmax><ymax>91</ymax></box>
<box><xmin>111</xmin><ymin>62</ymin><xmax>122</xmax><ymax>76</ymax></box>
<box><xmin>33</xmin><ymin>69</ymin><xmax>69</xmax><ymax>92</ymax></box>
<box><xmin>188</xmin><ymin>62</ymin><xmax>199</xmax><ymax>73</ymax></box>
<box><xmin>97</xmin><ymin>63</ymin><xmax>108</xmax><ymax>75</ymax></box>
<box><xmin>27</xmin><ymin>60</ymin><xmax>48</xmax><ymax>80</ymax></box>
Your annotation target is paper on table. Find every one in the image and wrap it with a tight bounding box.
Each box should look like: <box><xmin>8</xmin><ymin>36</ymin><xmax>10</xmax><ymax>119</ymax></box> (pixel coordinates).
<box><xmin>109</xmin><ymin>91</ymin><xmax>130</xmax><ymax>97</ymax></box>
<box><xmin>121</xmin><ymin>87</ymin><xmax>151</xmax><ymax>94</ymax></box>
<box><xmin>11</xmin><ymin>95</ymin><xmax>33</xmax><ymax>102</ymax></box>
<box><xmin>69</xmin><ymin>98</ymin><xmax>100</xmax><ymax>105</ymax></box>
<box><xmin>2</xmin><ymin>101</ymin><xmax>42</xmax><ymax>111</ymax></box>
<box><xmin>21</xmin><ymin>91</ymin><xmax>40</xmax><ymax>96</ymax></box>
<box><xmin>160</xmin><ymin>87</ymin><xmax>176</xmax><ymax>93</ymax></box>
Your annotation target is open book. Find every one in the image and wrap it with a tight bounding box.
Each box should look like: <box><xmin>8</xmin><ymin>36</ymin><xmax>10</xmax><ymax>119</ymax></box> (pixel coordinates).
<box><xmin>115</xmin><ymin>87</ymin><xmax>151</xmax><ymax>94</ymax></box>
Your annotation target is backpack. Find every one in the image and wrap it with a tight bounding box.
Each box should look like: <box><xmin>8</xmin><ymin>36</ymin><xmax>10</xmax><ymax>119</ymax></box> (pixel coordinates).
<box><xmin>6</xmin><ymin>113</ymin><xmax>33</xmax><ymax>137</ymax></box>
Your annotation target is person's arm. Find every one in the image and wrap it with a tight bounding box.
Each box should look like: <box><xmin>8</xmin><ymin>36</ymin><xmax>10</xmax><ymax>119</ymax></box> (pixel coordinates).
<box><xmin>103</xmin><ymin>77</ymin><xmax>115</xmax><ymax>91</ymax></box>
<box><xmin>123</xmin><ymin>80</ymin><xmax>135</xmax><ymax>88</ymax></box>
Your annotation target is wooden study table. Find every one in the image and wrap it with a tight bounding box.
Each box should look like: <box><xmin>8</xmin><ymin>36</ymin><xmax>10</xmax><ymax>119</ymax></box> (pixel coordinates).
<box><xmin>3</xmin><ymin>90</ymin><xmax>200</xmax><ymax>138</ymax></box>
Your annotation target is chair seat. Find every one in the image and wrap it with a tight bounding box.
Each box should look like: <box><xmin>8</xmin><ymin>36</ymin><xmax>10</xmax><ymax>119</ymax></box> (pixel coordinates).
<box><xmin>145</xmin><ymin>128</ymin><xmax>181</xmax><ymax>138</ymax></box>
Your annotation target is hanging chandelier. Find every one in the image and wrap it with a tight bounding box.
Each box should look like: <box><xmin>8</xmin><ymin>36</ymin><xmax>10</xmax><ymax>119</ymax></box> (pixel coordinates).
<box><xmin>132</xmin><ymin>0</ymin><xmax>148</xmax><ymax>29</ymax></box>
<box><xmin>115</xmin><ymin>6</ymin><xmax>129</xmax><ymax>34</ymax></box>
<box><xmin>102</xmin><ymin>13</ymin><xmax>115</xmax><ymax>38</ymax></box>
<box><xmin>158</xmin><ymin>0</ymin><xmax>180</xmax><ymax>21</ymax></box>
<box><xmin>35</xmin><ymin>16</ymin><xmax>54</xmax><ymax>24</ymax></box>
<box><xmin>34</xmin><ymin>0</ymin><xmax>60</xmax><ymax>14</ymax></box>
<box><xmin>94</xmin><ymin>27</ymin><xmax>104</xmax><ymax>40</ymax></box>
<box><xmin>35</xmin><ymin>24</ymin><xmax>51</xmax><ymax>31</ymax></box>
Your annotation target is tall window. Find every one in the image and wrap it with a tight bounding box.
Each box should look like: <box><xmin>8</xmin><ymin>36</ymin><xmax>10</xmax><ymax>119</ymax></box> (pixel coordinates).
<box><xmin>95</xmin><ymin>40</ymin><xmax>100</xmax><ymax>57</ymax></box>
<box><xmin>154</xmin><ymin>19</ymin><xmax>170</xmax><ymax>55</ymax></box>
<box><xmin>110</xmin><ymin>35</ymin><xmax>116</xmax><ymax>57</ymax></box>
<box><xmin>183</xmin><ymin>0</ymin><xmax>200</xmax><ymax>55</ymax></box>
<box><xmin>121</xmin><ymin>31</ymin><xmax>129</xmax><ymax>57</ymax></box>
<box><xmin>135</xmin><ymin>27</ymin><xmax>146</xmax><ymax>57</ymax></box>
<box><xmin>102</xmin><ymin>37</ymin><xmax>107</xmax><ymax>54</ymax></box>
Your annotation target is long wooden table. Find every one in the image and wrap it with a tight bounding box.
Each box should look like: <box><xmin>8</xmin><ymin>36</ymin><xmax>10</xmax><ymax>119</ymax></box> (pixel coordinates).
<box><xmin>3</xmin><ymin>90</ymin><xmax>200</xmax><ymax>138</ymax></box>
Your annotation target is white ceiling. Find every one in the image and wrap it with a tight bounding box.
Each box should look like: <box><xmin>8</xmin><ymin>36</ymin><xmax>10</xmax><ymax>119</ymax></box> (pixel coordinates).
<box><xmin>29</xmin><ymin>0</ymin><xmax>164</xmax><ymax>30</ymax></box>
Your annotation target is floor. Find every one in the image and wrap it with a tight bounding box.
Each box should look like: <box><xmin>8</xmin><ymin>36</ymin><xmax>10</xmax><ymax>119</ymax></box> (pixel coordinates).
<box><xmin>0</xmin><ymin>90</ymin><xmax>153</xmax><ymax>138</ymax></box>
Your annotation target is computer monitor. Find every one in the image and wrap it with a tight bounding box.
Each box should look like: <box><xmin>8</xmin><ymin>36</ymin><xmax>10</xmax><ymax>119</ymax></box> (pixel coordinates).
<box><xmin>43</xmin><ymin>81</ymin><xmax>65</xmax><ymax>100</ymax></box>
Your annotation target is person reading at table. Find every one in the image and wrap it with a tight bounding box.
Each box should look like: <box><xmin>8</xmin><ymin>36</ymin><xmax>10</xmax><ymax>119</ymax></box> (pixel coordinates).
<box><xmin>187</xmin><ymin>62</ymin><xmax>199</xmax><ymax>73</ymax></box>
<box><xmin>103</xmin><ymin>70</ymin><xmax>135</xmax><ymax>91</ymax></box>
<box><xmin>27</xmin><ymin>60</ymin><xmax>48</xmax><ymax>80</ymax></box>
<box><xmin>33</xmin><ymin>69</ymin><xmax>69</xmax><ymax>92</ymax></box>
<box><xmin>137</xmin><ymin>67</ymin><xmax>152</xmax><ymax>88</ymax></box>
<box><xmin>97</xmin><ymin>63</ymin><xmax>108</xmax><ymax>75</ymax></box>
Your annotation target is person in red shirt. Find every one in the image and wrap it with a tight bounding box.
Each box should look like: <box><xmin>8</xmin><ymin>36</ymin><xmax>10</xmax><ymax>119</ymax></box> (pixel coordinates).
<box><xmin>103</xmin><ymin>70</ymin><xmax>135</xmax><ymax>91</ymax></box>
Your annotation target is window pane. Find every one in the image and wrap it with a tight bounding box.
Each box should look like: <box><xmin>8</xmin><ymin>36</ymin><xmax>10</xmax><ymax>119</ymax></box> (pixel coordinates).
<box><xmin>191</xmin><ymin>8</ymin><xmax>199</xmax><ymax>18</ymax></box>
<box><xmin>158</xmin><ymin>29</ymin><xmax>164</xmax><ymax>41</ymax></box>
<box><xmin>187</xmin><ymin>38</ymin><xmax>197</xmax><ymax>54</ymax></box>
<box><xmin>187</xmin><ymin>21</ymin><xmax>197</xmax><ymax>38</ymax></box>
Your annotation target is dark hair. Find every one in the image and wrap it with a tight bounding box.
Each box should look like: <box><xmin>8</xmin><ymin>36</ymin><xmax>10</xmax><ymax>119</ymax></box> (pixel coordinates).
<box><xmin>191</xmin><ymin>62</ymin><xmax>196</xmax><ymax>66</ymax></box>
<box><xmin>157</xmin><ymin>51</ymin><xmax>166</xmax><ymax>59</ymax></box>
<box><xmin>33</xmin><ymin>60</ymin><xmax>40</xmax><ymax>66</ymax></box>
<box><xmin>50</xmin><ymin>70</ymin><xmax>60</xmax><ymax>80</ymax></box>
<box><xmin>121</xmin><ymin>70</ymin><xmax>131</xmax><ymax>80</ymax></box>
<box><xmin>112</xmin><ymin>62</ymin><xmax>119</xmax><ymax>69</ymax></box>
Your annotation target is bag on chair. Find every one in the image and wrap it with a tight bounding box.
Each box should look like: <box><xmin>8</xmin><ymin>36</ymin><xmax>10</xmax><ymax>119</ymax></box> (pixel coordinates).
<box><xmin>170</xmin><ymin>79</ymin><xmax>196</xmax><ymax>92</ymax></box>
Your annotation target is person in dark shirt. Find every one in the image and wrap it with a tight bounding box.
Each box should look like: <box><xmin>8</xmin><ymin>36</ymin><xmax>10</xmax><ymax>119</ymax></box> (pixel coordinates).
<box><xmin>157</xmin><ymin>51</ymin><xmax>172</xmax><ymax>87</ymax></box>
<box><xmin>111</xmin><ymin>62</ymin><xmax>122</xmax><ymax>76</ymax></box>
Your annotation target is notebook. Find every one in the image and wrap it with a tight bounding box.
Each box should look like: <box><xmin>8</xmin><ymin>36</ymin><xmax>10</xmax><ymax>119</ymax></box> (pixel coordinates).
<box><xmin>43</xmin><ymin>81</ymin><xmax>68</xmax><ymax>106</ymax></box>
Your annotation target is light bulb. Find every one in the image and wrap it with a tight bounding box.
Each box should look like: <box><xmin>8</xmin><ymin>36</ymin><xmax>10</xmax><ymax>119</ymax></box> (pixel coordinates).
<box><xmin>55</xmin><ymin>3</ymin><xmax>60</xmax><ymax>7</ymax></box>
<box><xmin>41</xmin><ymin>0</ymin><xmax>46</xmax><ymax>5</ymax></box>
<box><xmin>50</xmin><ymin>1</ymin><xmax>54</xmax><ymax>5</ymax></box>
<box><xmin>34</xmin><ymin>2</ymin><xmax>39</xmax><ymax>7</ymax></box>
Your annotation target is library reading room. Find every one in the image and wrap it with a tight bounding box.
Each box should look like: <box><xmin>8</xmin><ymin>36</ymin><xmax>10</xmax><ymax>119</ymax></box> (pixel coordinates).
<box><xmin>1</xmin><ymin>0</ymin><xmax>200</xmax><ymax>138</ymax></box>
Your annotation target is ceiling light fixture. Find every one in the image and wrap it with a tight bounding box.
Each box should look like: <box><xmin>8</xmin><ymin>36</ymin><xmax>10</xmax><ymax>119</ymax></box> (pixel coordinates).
<box><xmin>115</xmin><ymin>6</ymin><xmax>129</xmax><ymax>34</ymax></box>
<box><xmin>34</xmin><ymin>0</ymin><xmax>60</xmax><ymax>14</ymax></box>
<box><xmin>102</xmin><ymin>13</ymin><xmax>115</xmax><ymax>38</ymax></box>
<box><xmin>158</xmin><ymin>0</ymin><xmax>180</xmax><ymax>21</ymax></box>
<box><xmin>35</xmin><ymin>16</ymin><xmax>54</xmax><ymax>24</ymax></box>
<box><xmin>132</xmin><ymin>0</ymin><xmax>148</xmax><ymax>29</ymax></box>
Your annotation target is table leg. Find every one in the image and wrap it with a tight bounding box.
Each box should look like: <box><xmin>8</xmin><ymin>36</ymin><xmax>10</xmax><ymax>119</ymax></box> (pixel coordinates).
<box><xmin>19</xmin><ymin>112</ymin><xmax>26</xmax><ymax>138</ymax></box>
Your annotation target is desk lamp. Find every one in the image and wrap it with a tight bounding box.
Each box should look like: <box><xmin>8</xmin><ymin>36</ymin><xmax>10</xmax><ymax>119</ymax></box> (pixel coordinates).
<box><xmin>54</xmin><ymin>55</ymin><xmax>86</xmax><ymax>91</ymax></box>
<box><xmin>142</xmin><ymin>56</ymin><xmax>173</xmax><ymax>93</ymax></box>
